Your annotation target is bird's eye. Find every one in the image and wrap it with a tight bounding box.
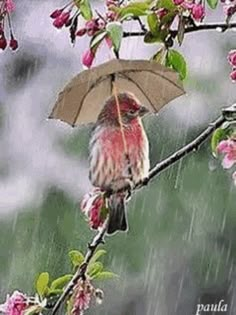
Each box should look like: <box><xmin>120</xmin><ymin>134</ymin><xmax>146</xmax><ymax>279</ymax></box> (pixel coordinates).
<box><xmin>129</xmin><ymin>109</ymin><xmax>136</xmax><ymax>115</ymax></box>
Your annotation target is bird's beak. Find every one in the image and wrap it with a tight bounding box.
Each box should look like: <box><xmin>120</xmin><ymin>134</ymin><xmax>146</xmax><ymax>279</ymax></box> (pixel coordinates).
<box><xmin>139</xmin><ymin>106</ymin><xmax>149</xmax><ymax>117</ymax></box>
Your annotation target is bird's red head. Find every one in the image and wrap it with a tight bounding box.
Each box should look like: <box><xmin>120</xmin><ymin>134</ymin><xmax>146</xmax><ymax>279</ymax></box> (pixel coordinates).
<box><xmin>97</xmin><ymin>92</ymin><xmax>149</xmax><ymax>125</ymax></box>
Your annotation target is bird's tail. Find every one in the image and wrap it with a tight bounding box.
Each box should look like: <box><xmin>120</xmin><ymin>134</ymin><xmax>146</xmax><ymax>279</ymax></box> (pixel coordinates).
<box><xmin>107</xmin><ymin>194</ymin><xmax>128</xmax><ymax>235</ymax></box>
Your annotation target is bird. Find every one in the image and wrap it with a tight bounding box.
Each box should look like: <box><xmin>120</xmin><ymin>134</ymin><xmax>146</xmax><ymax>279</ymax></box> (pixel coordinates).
<box><xmin>89</xmin><ymin>92</ymin><xmax>150</xmax><ymax>234</ymax></box>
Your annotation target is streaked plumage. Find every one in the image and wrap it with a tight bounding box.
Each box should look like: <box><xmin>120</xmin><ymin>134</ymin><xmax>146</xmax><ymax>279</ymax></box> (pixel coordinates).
<box><xmin>89</xmin><ymin>92</ymin><xmax>150</xmax><ymax>234</ymax></box>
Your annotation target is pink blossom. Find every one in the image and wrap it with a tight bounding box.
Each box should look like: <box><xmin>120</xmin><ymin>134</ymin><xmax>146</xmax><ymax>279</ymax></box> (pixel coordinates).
<box><xmin>50</xmin><ymin>9</ymin><xmax>63</xmax><ymax>19</ymax></box>
<box><xmin>53</xmin><ymin>12</ymin><xmax>70</xmax><ymax>29</ymax></box>
<box><xmin>191</xmin><ymin>3</ymin><xmax>205</xmax><ymax>21</ymax></box>
<box><xmin>155</xmin><ymin>8</ymin><xmax>168</xmax><ymax>19</ymax></box>
<box><xmin>85</xmin><ymin>19</ymin><xmax>99</xmax><ymax>36</ymax></box>
<box><xmin>81</xmin><ymin>49</ymin><xmax>95</xmax><ymax>68</ymax></box>
<box><xmin>72</xmin><ymin>281</ymin><xmax>92</xmax><ymax>315</ymax></box>
<box><xmin>76</xmin><ymin>28</ymin><xmax>87</xmax><ymax>37</ymax></box>
<box><xmin>0</xmin><ymin>291</ymin><xmax>27</xmax><ymax>315</ymax></box>
<box><xmin>9</xmin><ymin>38</ymin><xmax>18</xmax><ymax>51</ymax></box>
<box><xmin>97</xmin><ymin>20</ymin><xmax>106</xmax><ymax>29</ymax></box>
<box><xmin>217</xmin><ymin>139</ymin><xmax>236</xmax><ymax>169</ymax></box>
<box><xmin>223</xmin><ymin>3</ymin><xmax>236</xmax><ymax>16</ymax></box>
<box><xmin>81</xmin><ymin>189</ymin><xmax>106</xmax><ymax>229</ymax></box>
<box><xmin>181</xmin><ymin>1</ymin><xmax>194</xmax><ymax>9</ymax></box>
<box><xmin>230</xmin><ymin>69</ymin><xmax>236</xmax><ymax>82</ymax></box>
<box><xmin>174</xmin><ymin>0</ymin><xmax>184</xmax><ymax>5</ymax></box>
<box><xmin>0</xmin><ymin>36</ymin><xmax>7</xmax><ymax>50</ymax></box>
<box><xmin>106</xmin><ymin>0</ymin><xmax>118</xmax><ymax>7</ymax></box>
<box><xmin>106</xmin><ymin>11</ymin><xmax>116</xmax><ymax>21</ymax></box>
<box><xmin>5</xmin><ymin>0</ymin><xmax>15</xmax><ymax>13</ymax></box>
<box><xmin>228</xmin><ymin>50</ymin><xmax>236</xmax><ymax>66</ymax></box>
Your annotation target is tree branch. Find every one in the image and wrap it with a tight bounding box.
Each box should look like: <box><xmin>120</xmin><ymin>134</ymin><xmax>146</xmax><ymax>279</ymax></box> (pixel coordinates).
<box><xmin>123</xmin><ymin>22</ymin><xmax>236</xmax><ymax>38</ymax></box>
<box><xmin>145</xmin><ymin>115</ymin><xmax>225</xmax><ymax>184</ymax></box>
<box><xmin>51</xmin><ymin>218</ymin><xmax>109</xmax><ymax>315</ymax></box>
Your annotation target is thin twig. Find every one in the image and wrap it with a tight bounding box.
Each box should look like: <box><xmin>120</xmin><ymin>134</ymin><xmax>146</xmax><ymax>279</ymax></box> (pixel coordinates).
<box><xmin>123</xmin><ymin>22</ymin><xmax>236</xmax><ymax>38</ymax></box>
<box><xmin>146</xmin><ymin>115</ymin><xmax>225</xmax><ymax>183</ymax></box>
<box><xmin>133</xmin><ymin>16</ymin><xmax>147</xmax><ymax>32</ymax></box>
<box><xmin>51</xmin><ymin>218</ymin><xmax>109</xmax><ymax>315</ymax></box>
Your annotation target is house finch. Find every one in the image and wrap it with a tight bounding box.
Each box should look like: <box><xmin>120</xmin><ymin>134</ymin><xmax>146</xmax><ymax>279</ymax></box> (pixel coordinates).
<box><xmin>89</xmin><ymin>92</ymin><xmax>150</xmax><ymax>234</ymax></box>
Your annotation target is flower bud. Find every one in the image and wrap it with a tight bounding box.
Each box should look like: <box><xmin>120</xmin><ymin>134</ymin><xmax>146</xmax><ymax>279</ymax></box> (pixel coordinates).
<box><xmin>50</xmin><ymin>9</ymin><xmax>63</xmax><ymax>19</ymax></box>
<box><xmin>85</xmin><ymin>19</ymin><xmax>99</xmax><ymax>36</ymax></box>
<box><xmin>228</xmin><ymin>50</ymin><xmax>236</xmax><ymax>66</ymax></box>
<box><xmin>53</xmin><ymin>17</ymin><xmax>65</xmax><ymax>28</ymax></box>
<box><xmin>230</xmin><ymin>69</ymin><xmax>236</xmax><ymax>82</ymax></box>
<box><xmin>106</xmin><ymin>0</ymin><xmax>117</xmax><ymax>7</ymax></box>
<box><xmin>191</xmin><ymin>3</ymin><xmax>205</xmax><ymax>21</ymax></box>
<box><xmin>97</xmin><ymin>20</ymin><xmax>106</xmax><ymax>29</ymax></box>
<box><xmin>5</xmin><ymin>0</ymin><xmax>15</xmax><ymax>13</ymax></box>
<box><xmin>82</xmin><ymin>49</ymin><xmax>95</xmax><ymax>68</ymax></box>
<box><xmin>0</xmin><ymin>36</ymin><xmax>7</xmax><ymax>50</ymax></box>
<box><xmin>106</xmin><ymin>11</ymin><xmax>116</xmax><ymax>21</ymax></box>
<box><xmin>181</xmin><ymin>1</ymin><xmax>194</xmax><ymax>9</ymax></box>
<box><xmin>53</xmin><ymin>12</ymin><xmax>70</xmax><ymax>28</ymax></box>
<box><xmin>9</xmin><ymin>38</ymin><xmax>18</xmax><ymax>51</ymax></box>
<box><xmin>155</xmin><ymin>8</ymin><xmax>168</xmax><ymax>19</ymax></box>
<box><xmin>76</xmin><ymin>28</ymin><xmax>87</xmax><ymax>36</ymax></box>
<box><xmin>174</xmin><ymin>0</ymin><xmax>184</xmax><ymax>5</ymax></box>
<box><xmin>223</xmin><ymin>4</ymin><xmax>236</xmax><ymax>16</ymax></box>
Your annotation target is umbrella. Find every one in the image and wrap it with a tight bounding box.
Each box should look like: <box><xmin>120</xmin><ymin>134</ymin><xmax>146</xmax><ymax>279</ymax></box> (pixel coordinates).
<box><xmin>49</xmin><ymin>59</ymin><xmax>185</xmax><ymax>126</ymax></box>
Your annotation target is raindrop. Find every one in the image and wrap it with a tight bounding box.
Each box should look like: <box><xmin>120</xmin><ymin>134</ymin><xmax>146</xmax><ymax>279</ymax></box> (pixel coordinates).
<box><xmin>216</xmin><ymin>27</ymin><xmax>223</xmax><ymax>33</ymax></box>
<box><xmin>208</xmin><ymin>157</ymin><xmax>218</xmax><ymax>171</ymax></box>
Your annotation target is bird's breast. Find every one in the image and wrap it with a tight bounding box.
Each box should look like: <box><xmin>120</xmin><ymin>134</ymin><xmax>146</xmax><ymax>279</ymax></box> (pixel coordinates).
<box><xmin>89</xmin><ymin>120</ymin><xmax>150</xmax><ymax>189</ymax></box>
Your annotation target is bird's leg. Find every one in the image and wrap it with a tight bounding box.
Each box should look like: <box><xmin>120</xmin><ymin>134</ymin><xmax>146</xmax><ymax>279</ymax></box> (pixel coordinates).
<box><xmin>114</xmin><ymin>176</ymin><xmax>134</xmax><ymax>201</ymax></box>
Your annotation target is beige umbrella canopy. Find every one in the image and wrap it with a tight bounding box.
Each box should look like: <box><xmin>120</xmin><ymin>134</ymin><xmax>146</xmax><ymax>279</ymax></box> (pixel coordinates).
<box><xmin>49</xmin><ymin>59</ymin><xmax>185</xmax><ymax>126</ymax></box>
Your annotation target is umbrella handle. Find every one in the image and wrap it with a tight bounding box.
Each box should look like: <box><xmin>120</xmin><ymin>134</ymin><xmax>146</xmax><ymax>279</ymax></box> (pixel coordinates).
<box><xmin>112</xmin><ymin>81</ymin><xmax>133</xmax><ymax>182</ymax></box>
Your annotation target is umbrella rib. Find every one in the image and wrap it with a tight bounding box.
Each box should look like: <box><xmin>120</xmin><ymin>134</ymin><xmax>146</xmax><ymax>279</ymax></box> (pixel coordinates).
<box><xmin>121</xmin><ymin>73</ymin><xmax>157</xmax><ymax>112</ymax></box>
<box><xmin>72</xmin><ymin>77</ymin><xmax>107</xmax><ymax>126</ymax></box>
<box><xmin>122</xmin><ymin>68</ymin><xmax>184</xmax><ymax>93</ymax></box>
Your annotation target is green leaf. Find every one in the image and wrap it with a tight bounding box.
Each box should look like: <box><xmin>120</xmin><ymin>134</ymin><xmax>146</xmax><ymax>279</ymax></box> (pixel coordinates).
<box><xmin>166</xmin><ymin>49</ymin><xmax>187</xmax><ymax>80</ymax></box>
<box><xmin>90</xmin><ymin>31</ymin><xmax>107</xmax><ymax>50</ymax></box>
<box><xmin>48</xmin><ymin>289</ymin><xmax>63</xmax><ymax>296</ymax></box>
<box><xmin>80</xmin><ymin>0</ymin><xmax>93</xmax><ymax>20</ymax></box>
<box><xmin>147</xmin><ymin>13</ymin><xmax>159</xmax><ymax>35</ymax></box>
<box><xmin>211</xmin><ymin>128</ymin><xmax>230</xmax><ymax>156</ymax></box>
<box><xmin>159</xmin><ymin>10</ymin><xmax>177</xmax><ymax>26</ymax></box>
<box><xmin>51</xmin><ymin>274</ymin><xmax>73</xmax><ymax>290</ymax></box>
<box><xmin>144</xmin><ymin>31</ymin><xmax>161</xmax><ymax>43</ymax></box>
<box><xmin>117</xmin><ymin>2</ymin><xmax>150</xmax><ymax>18</ymax></box>
<box><xmin>89</xmin><ymin>249</ymin><xmax>106</xmax><ymax>265</ymax></box>
<box><xmin>156</xmin><ymin>0</ymin><xmax>176</xmax><ymax>10</ymax></box>
<box><xmin>206</xmin><ymin>0</ymin><xmax>218</xmax><ymax>9</ymax></box>
<box><xmin>36</xmin><ymin>272</ymin><xmax>49</xmax><ymax>298</ymax></box>
<box><xmin>144</xmin><ymin>30</ymin><xmax>168</xmax><ymax>43</ymax></box>
<box><xmin>106</xmin><ymin>22</ymin><xmax>123</xmax><ymax>52</ymax></box>
<box><xmin>69</xmin><ymin>250</ymin><xmax>85</xmax><ymax>268</ymax></box>
<box><xmin>87</xmin><ymin>262</ymin><xmax>104</xmax><ymax>277</ymax></box>
<box><xmin>74</xmin><ymin>0</ymin><xmax>81</xmax><ymax>9</ymax></box>
<box><xmin>151</xmin><ymin>48</ymin><xmax>166</xmax><ymax>64</ymax></box>
<box><xmin>92</xmin><ymin>271</ymin><xmax>118</xmax><ymax>281</ymax></box>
